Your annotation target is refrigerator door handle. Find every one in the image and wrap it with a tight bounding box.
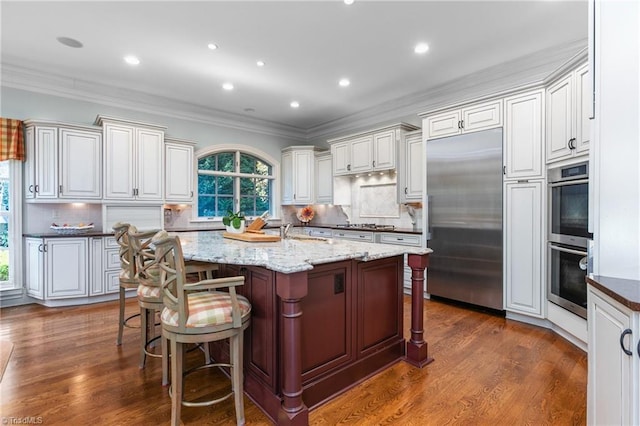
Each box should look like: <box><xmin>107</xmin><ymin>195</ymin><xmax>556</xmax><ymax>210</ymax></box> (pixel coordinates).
<box><xmin>426</xmin><ymin>194</ymin><xmax>433</xmax><ymax>237</ymax></box>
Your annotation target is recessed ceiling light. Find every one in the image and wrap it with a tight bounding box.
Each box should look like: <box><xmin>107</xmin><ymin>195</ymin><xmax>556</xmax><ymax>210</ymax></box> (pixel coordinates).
<box><xmin>256</xmin><ymin>60</ymin><xmax>265</xmax><ymax>67</ymax></box>
<box><xmin>56</xmin><ymin>37</ymin><xmax>83</xmax><ymax>48</ymax></box>
<box><xmin>339</xmin><ymin>78</ymin><xmax>350</xmax><ymax>87</ymax></box>
<box><xmin>124</xmin><ymin>55</ymin><xmax>140</xmax><ymax>65</ymax></box>
<box><xmin>344</xmin><ymin>0</ymin><xmax>355</xmax><ymax>5</ymax></box>
<box><xmin>414</xmin><ymin>43</ymin><xmax>430</xmax><ymax>54</ymax></box>
<box><xmin>290</xmin><ymin>101</ymin><xmax>300</xmax><ymax>108</ymax></box>
<box><xmin>207</xmin><ymin>43</ymin><xmax>218</xmax><ymax>50</ymax></box>
<box><xmin>222</xmin><ymin>82</ymin><xmax>234</xmax><ymax>91</ymax></box>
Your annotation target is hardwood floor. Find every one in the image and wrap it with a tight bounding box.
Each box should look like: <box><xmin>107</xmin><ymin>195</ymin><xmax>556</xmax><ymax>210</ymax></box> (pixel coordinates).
<box><xmin>0</xmin><ymin>296</ymin><xmax>586</xmax><ymax>425</ymax></box>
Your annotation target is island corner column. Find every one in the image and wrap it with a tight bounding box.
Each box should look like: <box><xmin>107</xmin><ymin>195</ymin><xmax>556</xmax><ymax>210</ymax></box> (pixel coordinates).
<box><xmin>275</xmin><ymin>270</ymin><xmax>310</xmax><ymax>426</ymax></box>
<box><xmin>405</xmin><ymin>253</ymin><xmax>434</xmax><ymax>367</ymax></box>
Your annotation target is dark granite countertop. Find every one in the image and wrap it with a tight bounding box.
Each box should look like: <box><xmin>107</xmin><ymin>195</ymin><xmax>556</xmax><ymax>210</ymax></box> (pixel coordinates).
<box><xmin>23</xmin><ymin>231</ymin><xmax>114</xmax><ymax>238</ymax></box>
<box><xmin>587</xmin><ymin>275</ymin><xmax>640</xmax><ymax>311</ymax></box>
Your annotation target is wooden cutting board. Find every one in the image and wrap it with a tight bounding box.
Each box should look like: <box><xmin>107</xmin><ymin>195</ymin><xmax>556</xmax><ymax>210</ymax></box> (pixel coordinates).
<box><xmin>223</xmin><ymin>232</ymin><xmax>281</xmax><ymax>242</ymax></box>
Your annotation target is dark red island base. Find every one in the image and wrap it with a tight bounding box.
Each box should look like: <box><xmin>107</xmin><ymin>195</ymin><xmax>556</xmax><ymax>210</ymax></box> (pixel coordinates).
<box><xmin>213</xmin><ymin>253</ymin><xmax>432</xmax><ymax>425</ymax></box>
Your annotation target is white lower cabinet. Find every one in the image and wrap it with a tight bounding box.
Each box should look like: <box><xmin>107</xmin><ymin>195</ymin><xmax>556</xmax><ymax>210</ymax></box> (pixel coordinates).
<box><xmin>25</xmin><ymin>238</ymin><xmax>44</xmax><ymax>299</ymax></box>
<box><xmin>504</xmin><ymin>180</ymin><xmax>544</xmax><ymax>317</ymax></box>
<box><xmin>103</xmin><ymin>236</ymin><xmax>122</xmax><ymax>294</ymax></box>
<box><xmin>587</xmin><ymin>285</ymin><xmax>640</xmax><ymax>426</ymax></box>
<box><xmin>26</xmin><ymin>237</ymin><xmax>89</xmax><ymax>299</ymax></box>
<box><xmin>89</xmin><ymin>237</ymin><xmax>104</xmax><ymax>296</ymax></box>
<box><xmin>25</xmin><ymin>236</ymin><xmax>122</xmax><ymax>302</ymax></box>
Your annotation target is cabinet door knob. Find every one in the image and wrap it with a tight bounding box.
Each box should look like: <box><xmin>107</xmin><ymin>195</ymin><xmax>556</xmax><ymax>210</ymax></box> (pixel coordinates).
<box><xmin>620</xmin><ymin>329</ymin><xmax>633</xmax><ymax>356</ymax></box>
<box><xmin>347</xmin><ymin>164</ymin><xmax>351</xmax><ymax>171</ymax></box>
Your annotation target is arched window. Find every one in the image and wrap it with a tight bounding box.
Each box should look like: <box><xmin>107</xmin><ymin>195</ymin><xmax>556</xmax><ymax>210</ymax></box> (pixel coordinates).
<box><xmin>196</xmin><ymin>147</ymin><xmax>276</xmax><ymax>218</ymax></box>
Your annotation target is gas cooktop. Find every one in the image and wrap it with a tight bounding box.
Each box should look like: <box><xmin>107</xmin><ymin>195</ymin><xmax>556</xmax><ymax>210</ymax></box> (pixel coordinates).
<box><xmin>335</xmin><ymin>223</ymin><xmax>395</xmax><ymax>231</ymax></box>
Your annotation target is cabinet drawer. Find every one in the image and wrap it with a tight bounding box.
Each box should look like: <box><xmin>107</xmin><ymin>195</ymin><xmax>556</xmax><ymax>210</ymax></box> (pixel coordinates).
<box><xmin>104</xmin><ymin>270</ymin><xmax>122</xmax><ymax>294</ymax></box>
<box><xmin>307</xmin><ymin>228</ymin><xmax>333</xmax><ymax>238</ymax></box>
<box><xmin>377</xmin><ymin>233</ymin><xmax>421</xmax><ymax>247</ymax></box>
<box><xmin>105</xmin><ymin>247</ymin><xmax>120</xmax><ymax>270</ymax></box>
<box><xmin>104</xmin><ymin>236</ymin><xmax>118</xmax><ymax>249</ymax></box>
<box><xmin>332</xmin><ymin>230</ymin><xmax>374</xmax><ymax>242</ymax></box>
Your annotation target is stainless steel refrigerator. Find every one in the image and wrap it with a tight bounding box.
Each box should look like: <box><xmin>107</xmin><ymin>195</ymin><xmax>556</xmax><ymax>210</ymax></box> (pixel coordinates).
<box><xmin>426</xmin><ymin>128</ymin><xmax>503</xmax><ymax>310</ymax></box>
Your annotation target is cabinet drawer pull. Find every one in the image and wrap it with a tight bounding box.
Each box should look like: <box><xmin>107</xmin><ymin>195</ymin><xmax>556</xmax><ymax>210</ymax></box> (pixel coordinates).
<box><xmin>373</xmin><ymin>160</ymin><xmax>376</xmax><ymax>167</ymax></box>
<box><xmin>347</xmin><ymin>164</ymin><xmax>351</xmax><ymax>171</ymax></box>
<box><xmin>59</xmin><ymin>185</ymin><xmax>63</xmax><ymax>194</ymax></box>
<box><xmin>38</xmin><ymin>244</ymin><xmax>43</xmax><ymax>253</ymax></box>
<box><xmin>460</xmin><ymin>119</ymin><xmax>464</xmax><ymax>129</ymax></box>
<box><xmin>28</xmin><ymin>184</ymin><xmax>34</xmax><ymax>194</ymax></box>
<box><xmin>638</xmin><ymin>338</ymin><xmax>640</xmax><ymax>357</ymax></box>
<box><xmin>620</xmin><ymin>329</ymin><xmax>633</xmax><ymax>356</ymax></box>
<box><xmin>397</xmin><ymin>238</ymin><xmax>404</xmax><ymax>241</ymax></box>
<box><xmin>34</xmin><ymin>185</ymin><xmax>39</xmax><ymax>193</ymax></box>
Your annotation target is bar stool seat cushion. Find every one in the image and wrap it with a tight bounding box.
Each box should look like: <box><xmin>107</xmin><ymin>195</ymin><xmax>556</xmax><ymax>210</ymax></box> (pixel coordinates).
<box><xmin>161</xmin><ymin>292</ymin><xmax>251</xmax><ymax>328</ymax></box>
<box><xmin>137</xmin><ymin>283</ymin><xmax>161</xmax><ymax>300</ymax></box>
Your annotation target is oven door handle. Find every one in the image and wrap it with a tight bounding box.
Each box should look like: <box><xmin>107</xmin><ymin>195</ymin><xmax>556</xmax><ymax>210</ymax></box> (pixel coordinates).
<box><xmin>549</xmin><ymin>178</ymin><xmax>589</xmax><ymax>188</ymax></box>
<box><xmin>549</xmin><ymin>244</ymin><xmax>587</xmax><ymax>257</ymax></box>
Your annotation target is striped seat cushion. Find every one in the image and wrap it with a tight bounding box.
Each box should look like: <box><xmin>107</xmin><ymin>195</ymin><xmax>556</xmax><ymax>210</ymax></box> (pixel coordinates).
<box><xmin>161</xmin><ymin>292</ymin><xmax>251</xmax><ymax>328</ymax></box>
<box><xmin>137</xmin><ymin>284</ymin><xmax>161</xmax><ymax>299</ymax></box>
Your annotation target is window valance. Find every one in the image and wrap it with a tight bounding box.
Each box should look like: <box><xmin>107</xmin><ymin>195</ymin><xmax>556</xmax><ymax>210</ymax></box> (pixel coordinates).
<box><xmin>0</xmin><ymin>118</ymin><xmax>25</xmax><ymax>161</ymax></box>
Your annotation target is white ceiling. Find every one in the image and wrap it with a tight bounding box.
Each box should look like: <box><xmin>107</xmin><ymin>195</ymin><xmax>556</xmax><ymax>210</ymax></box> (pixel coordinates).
<box><xmin>1</xmin><ymin>1</ymin><xmax>587</xmax><ymax>136</ymax></box>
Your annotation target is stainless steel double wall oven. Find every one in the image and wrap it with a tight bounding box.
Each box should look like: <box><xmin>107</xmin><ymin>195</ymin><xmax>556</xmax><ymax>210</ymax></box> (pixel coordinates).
<box><xmin>547</xmin><ymin>161</ymin><xmax>592</xmax><ymax>319</ymax></box>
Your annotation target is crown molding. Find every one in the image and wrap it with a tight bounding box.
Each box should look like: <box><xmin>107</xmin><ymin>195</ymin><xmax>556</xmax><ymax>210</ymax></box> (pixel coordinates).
<box><xmin>2</xmin><ymin>38</ymin><xmax>587</xmax><ymax>144</ymax></box>
<box><xmin>306</xmin><ymin>38</ymin><xmax>588</xmax><ymax>142</ymax></box>
<box><xmin>1</xmin><ymin>62</ymin><xmax>307</xmax><ymax>142</ymax></box>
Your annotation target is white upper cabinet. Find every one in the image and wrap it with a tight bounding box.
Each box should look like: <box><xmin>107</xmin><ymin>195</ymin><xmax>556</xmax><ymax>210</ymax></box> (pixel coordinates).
<box><xmin>373</xmin><ymin>130</ymin><xmax>395</xmax><ymax>170</ymax></box>
<box><xmin>397</xmin><ymin>130</ymin><xmax>423</xmax><ymax>203</ymax></box>
<box><xmin>424</xmin><ymin>99</ymin><xmax>502</xmax><ymax>140</ymax></box>
<box><xmin>349</xmin><ymin>135</ymin><xmax>374</xmax><ymax>173</ymax></box>
<box><xmin>546</xmin><ymin>63</ymin><xmax>590</xmax><ymax>163</ymax></box>
<box><xmin>164</xmin><ymin>138</ymin><xmax>195</xmax><ymax>203</ymax></box>
<box><xmin>24</xmin><ymin>124</ymin><xmax>57</xmax><ymax>199</ymax></box>
<box><xmin>59</xmin><ymin>128</ymin><xmax>102</xmax><ymax>199</ymax></box>
<box><xmin>504</xmin><ymin>89</ymin><xmax>544</xmax><ymax>180</ymax></box>
<box><xmin>329</xmin><ymin>123</ymin><xmax>419</xmax><ymax>176</ymax></box>
<box><xmin>331</xmin><ymin>141</ymin><xmax>350</xmax><ymax>175</ymax></box>
<box><xmin>315</xmin><ymin>151</ymin><xmax>333</xmax><ymax>204</ymax></box>
<box><xmin>97</xmin><ymin>115</ymin><xmax>165</xmax><ymax>201</ymax></box>
<box><xmin>281</xmin><ymin>146</ymin><xmax>318</xmax><ymax>205</ymax></box>
<box><xmin>24</xmin><ymin>121</ymin><xmax>102</xmax><ymax>202</ymax></box>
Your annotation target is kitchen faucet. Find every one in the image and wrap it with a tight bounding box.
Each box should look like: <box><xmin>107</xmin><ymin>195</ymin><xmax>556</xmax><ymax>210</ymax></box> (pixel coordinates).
<box><xmin>280</xmin><ymin>223</ymin><xmax>292</xmax><ymax>239</ymax></box>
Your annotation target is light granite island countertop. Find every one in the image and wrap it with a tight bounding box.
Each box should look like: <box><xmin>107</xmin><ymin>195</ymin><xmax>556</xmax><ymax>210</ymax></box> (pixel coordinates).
<box><xmin>171</xmin><ymin>230</ymin><xmax>433</xmax><ymax>426</ymax></box>
<box><xmin>172</xmin><ymin>230</ymin><xmax>433</xmax><ymax>274</ymax></box>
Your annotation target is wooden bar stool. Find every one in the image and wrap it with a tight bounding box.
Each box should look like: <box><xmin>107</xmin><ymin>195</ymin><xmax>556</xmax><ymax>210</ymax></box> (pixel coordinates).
<box><xmin>153</xmin><ymin>234</ymin><xmax>251</xmax><ymax>426</ymax></box>
<box><xmin>129</xmin><ymin>228</ymin><xmax>169</xmax><ymax>384</ymax></box>
<box><xmin>113</xmin><ymin>222</ymin><xmax>141</xmax><ymax>346</ymax></box>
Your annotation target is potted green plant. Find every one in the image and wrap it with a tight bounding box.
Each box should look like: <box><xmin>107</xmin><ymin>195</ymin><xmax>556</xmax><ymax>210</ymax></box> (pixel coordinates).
<box><xmin>222</xmin><ymin>211</ymin><xmax>246</xmax><ymax>233</ymax></box>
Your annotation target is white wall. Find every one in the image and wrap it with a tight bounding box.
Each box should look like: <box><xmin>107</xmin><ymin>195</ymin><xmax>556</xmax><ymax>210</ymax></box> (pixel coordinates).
<box><xmin>592</xmin><ymin>0</ymin><xmax>640</xmax><ymax>280</ymax></box>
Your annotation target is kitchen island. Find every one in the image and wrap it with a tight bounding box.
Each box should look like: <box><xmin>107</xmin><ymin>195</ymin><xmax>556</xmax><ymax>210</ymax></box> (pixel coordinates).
<box><xmin>175</xmin><ymin>231</ymin><xmax>433</xmax><ymax>425</ymax></box>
